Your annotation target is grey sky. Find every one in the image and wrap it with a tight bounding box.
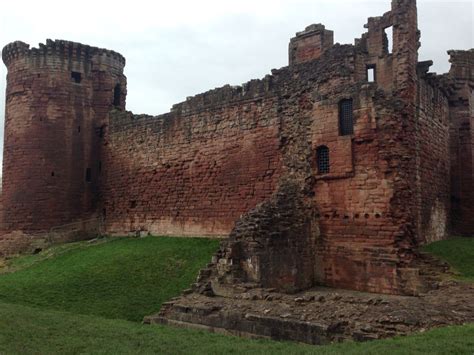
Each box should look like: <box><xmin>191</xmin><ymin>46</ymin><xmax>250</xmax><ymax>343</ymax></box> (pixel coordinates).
<box><xmin>0</xmin><ymin>0</ymin><xmax>472</xmax><ymax>171</ymax></box>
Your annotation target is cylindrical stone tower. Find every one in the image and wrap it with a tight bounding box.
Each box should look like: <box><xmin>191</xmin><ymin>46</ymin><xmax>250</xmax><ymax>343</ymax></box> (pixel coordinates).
<box><xmin>1</xmin><ymin>39</ymin><xmax>126</xmax><ymax>232</ymax></box>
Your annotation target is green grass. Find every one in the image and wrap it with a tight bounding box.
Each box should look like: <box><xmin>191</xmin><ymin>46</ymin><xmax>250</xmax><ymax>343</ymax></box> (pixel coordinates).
<box><xmin>0</xmin><ymin>236</ymin><xmax>219</xmax><ymax>321</ymax></box>
<box><xmin>0</xmin><ymin>235</ymin><xmax>473</xmax><ymax>354</ymax></box>
<box><xmin>0</xmin><ymin>301</ymin><xmax>472</xmax><ymax>354</ymax></box>
<box><xmin>422</xmin><ymin>237</ymin><xmax>474</xmax><ymax>281</ymax></box>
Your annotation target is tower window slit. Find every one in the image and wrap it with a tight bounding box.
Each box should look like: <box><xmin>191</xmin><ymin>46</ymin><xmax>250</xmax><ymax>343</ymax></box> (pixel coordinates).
<box><xmin>85</xmin><ymin>168</ymin><xmax>92</xmax><ymax>182</ymax></box>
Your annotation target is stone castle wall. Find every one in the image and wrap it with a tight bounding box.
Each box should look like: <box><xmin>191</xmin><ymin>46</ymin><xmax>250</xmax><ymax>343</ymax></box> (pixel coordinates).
<box><xmin>1</xmin><ymin>40</ymin><xmax>126</xmax><ymax>233</ymax></box>
<box><xmin>448</xmin><ymin>50</ymin><xmax>474</xmax><ymax>236</ymax></box>
<box><xmin>1</xmin><ymin>0</ymin><xmax>471</xmax><ymax>295</ymax></box>
<box><xmin>100</xmin><ymin>0</ymin><xmax>451</xmax><ymax>294</ymax></box>
<box><xmin>416</xmin><ymin>72</ymin><xmax>451</xmax><ymax>243</ymax></box>
<box><xmin>101</xmin><ymin>83</ymin><xmax>283</xmax><ymax>236</ymax></box>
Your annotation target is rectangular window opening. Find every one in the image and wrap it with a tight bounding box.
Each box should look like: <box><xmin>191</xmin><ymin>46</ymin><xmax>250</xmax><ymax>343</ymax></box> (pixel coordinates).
<box><xmin>367</xmin><ymin>65</ymin><xmax>376</xmax><ymax>83</ymax></box>
<box><xmin>316</xmin><ymin>146</ymin><xmax>330</xmax><ymax>175</ymax></box>
<box><xmin>384</xmin><ymin>26</ymin><xmax>393</xmax><ymax>54</ymax></box>
<box><xmin>339</xmin><ymin>99</ymin><xmax>354</xmax><ymax>136</ymax></box>
<box><xmin>71</xmin><ymin>71</ymin><xmax>82</xmax><ymax>84</ymax></box>
<box><xmin>85</xmin><ymin>168</ymin><xmax>92</xmax><ymax>183</ymax></box>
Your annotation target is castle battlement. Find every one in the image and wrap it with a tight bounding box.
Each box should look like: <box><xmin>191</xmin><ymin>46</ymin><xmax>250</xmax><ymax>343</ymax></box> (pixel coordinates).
<box><xmin>2</xmin><ymin>39</ymin><xmax>125</xmax><ymax>68</ymax></box>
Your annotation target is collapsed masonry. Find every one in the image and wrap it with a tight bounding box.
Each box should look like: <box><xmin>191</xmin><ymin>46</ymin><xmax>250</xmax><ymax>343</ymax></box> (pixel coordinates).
<box><xmin>0</xmin><ymin>0</ymin><xmax>473</xmax><ymax>335</ymax></box>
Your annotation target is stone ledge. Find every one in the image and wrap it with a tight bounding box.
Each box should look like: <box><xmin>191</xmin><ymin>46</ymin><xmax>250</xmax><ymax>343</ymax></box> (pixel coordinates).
<box><xmin>149</xmin><ymin>279</ymin><xmax>474</xmax><ymax>345</ymax></box>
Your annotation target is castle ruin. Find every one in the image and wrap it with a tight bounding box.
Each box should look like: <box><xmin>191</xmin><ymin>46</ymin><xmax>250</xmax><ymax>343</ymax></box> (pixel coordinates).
<box><xmin>0</xmin><ymin>0</ymin><xmax>473</xmax><ymax>340</ymax></box>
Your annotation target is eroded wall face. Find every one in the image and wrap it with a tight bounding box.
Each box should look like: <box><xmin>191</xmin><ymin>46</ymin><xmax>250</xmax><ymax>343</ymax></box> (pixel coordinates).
<box><xmin>1</xmin><ymin>41</ymin><xmax>126</xmax><ymax>233</ymax></box>
<box><xmin>2</xmin><ymin>56</ymin><xmax>96</xmax><ymax>232</ymax></box>
<box><xmin>416</xmin><ymin>78</ymin><xmax>450</xmax><ymax>243</ymax></box>
<box><xmin>102</xmin><ymin>90</ymin><xmax>283</xmax><ymax>237</ymax></box>
<box><xmin>448</xmin><ymin>50</ymin><xmax>474</xmax><ymax>236</ymax></box>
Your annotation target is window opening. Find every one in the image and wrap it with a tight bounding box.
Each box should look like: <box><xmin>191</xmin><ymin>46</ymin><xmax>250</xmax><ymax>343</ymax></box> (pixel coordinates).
<box><xmin>367</xmin><ymin>65</ymin><xmax>376</xmax><ymax>82</ymax></box>
<box><xmin>316</xmin><ymin>146</ymin><xmax>330</xmax><ymax>174</ymax></box>
<box><xmin>113</xmin><ymin>84</ymin><xmax>121</xmax><ymax>107</ymax></box>
<box><xmin>85</xmin><ymin>168</ymin><xmax>92</xmax><ymax>182</ymax></box>
<box><xmin>339</xmin><ymin>99</ymin><xmax>354</xmax><ymax>136</ymax></box>
<box><xmin>384</xmin><ymin>26</ymin><xmax>393</xmax><ymax>54</ymax></box>
<box><xmin>71</xmin><ymin>71</ymin><xmax>82</xmax><ymax>83</ymax></box>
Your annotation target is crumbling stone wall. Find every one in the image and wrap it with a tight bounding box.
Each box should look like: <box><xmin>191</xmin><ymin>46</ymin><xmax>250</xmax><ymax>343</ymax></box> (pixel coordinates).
<box><xmin>289</xmin><ymin>24</ymin><xmax>334</xmax><ymax>65</ymax></box>
<box><xmin>1</xmin><ymin>40</ymin><xmax>126</xmax><ymax>233</ymax></box>
<box><xmin>446</xmin><ymin>50</ymin><xmax>474</xmax><ymax>236</ymax></box>
<box><xmin>415</xmin><ymin>66</ymin><xmax>450</xmax><ymax>243</ymax></box>
<box><xmin>203</xmin><ymin>180</ymin><xmax>318</xmax><ymax>295</ymax></box>
<box><xmin>102</xmin><ymin>84</ymin><xmax>283</xmax><ymax>236</ymax></box>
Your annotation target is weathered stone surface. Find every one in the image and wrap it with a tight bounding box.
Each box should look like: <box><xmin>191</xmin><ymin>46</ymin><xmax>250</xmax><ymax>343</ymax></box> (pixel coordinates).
<box><xmin>447</xmin><ymin>49</ymin><xmax>474</xmax><ymax>236</ymax></box>
<box><xmin>151</xmin><ymin>269</ymin><xmax>474</xmax><ymax>345</ymax></box>
<box><xmin>0</xmin><ymin>0</ymin><xmax>472</xmax><ymax>302</ymax></box>
<box><xmin>1</xmin><ymin>40</ymin><xmax>126</xmax><ymax>234</ymax></box>
<box><xmin>194</xmin><ymin>180</ymin><xmax>319</xmax><ymax>295</ymax></box>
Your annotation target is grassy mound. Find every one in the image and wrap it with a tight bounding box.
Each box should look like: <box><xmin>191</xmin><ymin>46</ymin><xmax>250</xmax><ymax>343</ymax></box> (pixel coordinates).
<box><xmin>422</xmin><ymin>237</ymin><xmax>474</xmax><ymax>281</ymax></box>
<box><xmin>0</xmin><ymin>236</ymin><xmax>219</xmax><ymax>321</ymax></box>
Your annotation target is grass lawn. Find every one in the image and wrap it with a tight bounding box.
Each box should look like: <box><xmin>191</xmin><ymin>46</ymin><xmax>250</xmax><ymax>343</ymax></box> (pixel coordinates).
<box><xmin>0</xmin><ymin>236</ymin><xmax>219</xmax><ymax>321</ymax></box>
<box><xmin>0</xmin><ymin>301</ymin><xmax>472</xmax><ymax>354</ymax></box>
<box><xmin>0</xmin><ymin>235</ymin><xmax>472</xmax><ymax>354</ymax></box>
<box><xmin>422</xmin><ymin>237</ymin><xmax>474</xmax><ymax>281</ymax></box>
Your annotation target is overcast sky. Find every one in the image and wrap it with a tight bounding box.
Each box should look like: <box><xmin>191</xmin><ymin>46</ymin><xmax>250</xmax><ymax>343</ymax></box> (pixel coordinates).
<box><xmin>0</xmin><ymin>0</ymin><xmax>472</xmax><ymax>171</ymax></box>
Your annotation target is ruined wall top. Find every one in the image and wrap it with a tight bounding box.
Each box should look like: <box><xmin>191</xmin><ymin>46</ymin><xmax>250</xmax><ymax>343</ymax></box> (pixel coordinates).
<box><xmin>448</xmin><ymin>49</ymin><xmax>474</xmax><ymax>81</ymax></box>
<box><xmin>289</xmin><ymin>23</ymin><xmax>334</xmax><ymax>65</ymax></box>
<box><xmin>2</xmin><ymin>39</ymin><xmax>125</xmax><ymax>69</ymax></box>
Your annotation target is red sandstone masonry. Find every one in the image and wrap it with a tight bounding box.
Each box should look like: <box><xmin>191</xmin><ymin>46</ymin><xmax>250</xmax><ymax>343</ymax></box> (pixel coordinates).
<box><xmin>447</xmin><ymin>50</ymin><xmax>474</xmax><ymax>236</ymax></box>
<box><xmin>1</xmin><ymin>40</ymin><xmax>126</xmax><ymax>233</ymax></box>
<box><xmin>102</xmin><ymin>98</ymin><xmax>283</xmax><ymax>236</ymax></box>
<box><xmin>1</xmin><ymin>0</ymin><xmax>472</xmax><ymax>295</ymax></box>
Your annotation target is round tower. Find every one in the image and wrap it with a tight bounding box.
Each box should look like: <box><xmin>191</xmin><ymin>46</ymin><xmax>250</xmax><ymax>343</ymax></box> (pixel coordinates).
<box><xmin>1</xmin><ymin>39</ymin><xmax>126</xmax><ymax>232</ymax></box>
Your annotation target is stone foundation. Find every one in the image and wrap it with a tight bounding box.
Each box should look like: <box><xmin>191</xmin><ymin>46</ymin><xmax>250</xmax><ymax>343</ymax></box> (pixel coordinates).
<box><xmin>149</xmin><ymin>268</ymin><xmax>473</xmax><ymax>345</ymax></box>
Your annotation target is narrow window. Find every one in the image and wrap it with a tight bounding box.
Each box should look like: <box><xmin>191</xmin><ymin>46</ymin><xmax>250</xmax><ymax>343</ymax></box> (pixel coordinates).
<box><xmin>367</xmin><ymin>65</ymin><xmax>376</xmax><ymax>83</ymax></box>
<box><xmin>85</xmin><ymin>168</ymin><xmax>92</xmax><ymax>182</ymax></box>
<box><xmin>71</xmin><ymin>71</ymin><xmax>82</xmax><ymax>84</ymax></box>
<box><xmin>77</xmin><ymin>126</ymin><xmax>81</xmax><ymax>133</ymax></box>
<box><xmin>339</xmin><ymin>99</ymin><xmax>354</xmax><ymax>136</ymax></box>
<box><xmin>113</xmin><ymin>84</ymin><xmax>121</xmax><ymax>107</ymax></box>
<box><xmin>316</xmin><ymin>146</ymin><xmax>330</xmax><ymax>174</ymax></box>
<box><xmin>98</xmin><ymin>161</ymin><xmax>102</xmax><ymax>174</ymax></box>
<box><xmin>51</xmin><ymin>171</ymin><xmax>55</xmax><ymax>177</ymax></box>
<box><xmin>98</xmin><ymin>125</ymin><xmax>105</xmax><ymax>138</ymax></box>
<box><xmin>384</xmin><ymin>26</ymin><xmax>393</xmax><ymax>54</ymax></box>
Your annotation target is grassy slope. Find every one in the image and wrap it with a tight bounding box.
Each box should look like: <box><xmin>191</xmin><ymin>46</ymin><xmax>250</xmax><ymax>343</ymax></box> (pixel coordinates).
<box><xmin>0</xmin><ymin>237</ymin><xmax>219</xmax><ymax>321</ymax></box>
<box><xmin>422</xmin><ymin>237</ymin><xmax>474</xmax><ymax>281</ymax></box>
<box><xmin>0</xmin><ymin>236</ymin><xmax>472</xmax><ymax>354</ymax></box>
<box><xmin>0</xmin><ymin>301</ymin><xmax>472</xmax><ymax>354</ymax></box>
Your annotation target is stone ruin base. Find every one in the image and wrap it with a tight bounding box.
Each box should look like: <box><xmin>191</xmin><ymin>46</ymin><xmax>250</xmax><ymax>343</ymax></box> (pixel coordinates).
<box><xmin>146</xmin><ymin>276</ymin><xmax>473</xmax><ymax>345</ymax></box>
<box><xmin>145</xmin><ymin>181</ymin><xmax>473</xmax><ymax>345</ymax></box>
